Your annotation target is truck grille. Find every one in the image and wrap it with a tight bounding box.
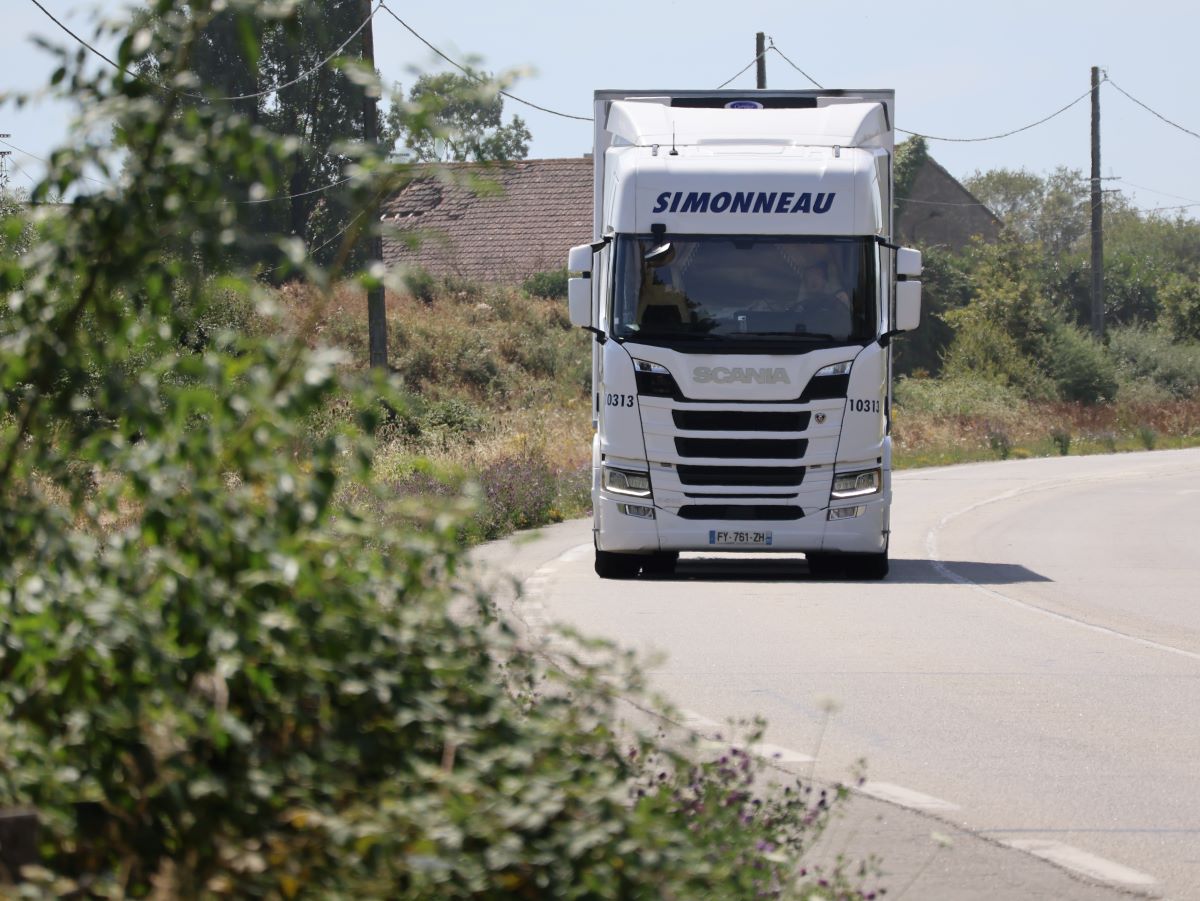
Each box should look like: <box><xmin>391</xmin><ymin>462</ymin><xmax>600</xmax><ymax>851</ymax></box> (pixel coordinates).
<box><xmin>676</xmin><ymin>465</ymin><xmax>805</xmax><ymax>487</ymax></box>
<box><xmin>677</xmin><ymin>505</ymin><xmax>805</xmax><ymax>521</ymax></box>
<box><xmin>675</xmin><ymin>437</ymin><xmax>808</xmax><ymax>459</ymax></box>
<box><xmin>672</xmin><ymin>410</ymin><xmax>810</xmax><ymax>432</ymax></box>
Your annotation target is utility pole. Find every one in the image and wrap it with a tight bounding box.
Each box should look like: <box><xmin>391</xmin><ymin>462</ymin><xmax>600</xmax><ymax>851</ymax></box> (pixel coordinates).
<box><xmin>0</xmin><ymin>134</ymin><xmax>11</xmax><ymax>190</ymax></box>
<box><xmin>756</xmin><ymin>33</ymin><xmax>767</xmax><ymax>89</ymax></box>
<box><xmin>1090</xmin><ymin>66</ymin><xmax>1104</xmax><ymax>339</ymax></box>
<box><xmin>362</xmin><ymin>1</ymin><xmax>388</xmax><ymax>369</ymax></box>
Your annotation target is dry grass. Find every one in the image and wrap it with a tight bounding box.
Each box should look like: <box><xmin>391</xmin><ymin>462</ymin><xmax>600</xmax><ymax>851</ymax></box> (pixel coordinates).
<box><xmin>894</xmin><ymin>398</ymin><xmax>1200</xmax><ymax>467</ymax></box>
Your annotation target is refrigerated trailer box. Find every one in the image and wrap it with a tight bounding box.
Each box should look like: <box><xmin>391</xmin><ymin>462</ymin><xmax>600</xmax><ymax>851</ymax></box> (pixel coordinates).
<box><xmin>567</xmin><ymin>90</ymin><xmax>922</xmax><ymax>579</ymax></box>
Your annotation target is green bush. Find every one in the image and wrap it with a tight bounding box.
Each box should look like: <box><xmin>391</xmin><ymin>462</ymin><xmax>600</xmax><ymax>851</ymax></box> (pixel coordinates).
<box><xmin>521</xmin><ymin>267</ymin><xmax>570</xmax><ymax>299</ymax></box>
<box><xmin>403</xmin><ymin>266</ymin><xmax>437</xmax><ymax>304</ymax></box>
<box><xmin>1109</xmin><ymin>326</ymin><xmax>1200</xmax><ymax>399</ymax></box>
<box><xmin>1045</xmin><ymin>323</ymin><xmax>1117</xmax><ymax>403</ymax></box>
<box><xmin>1159</xmin><ymin>273</ymin><xmax>1200</xmax><ymax>342</ymax></box>
<box><xmin>0</xmin><ymin>3</ymin><xmax>857</xmax><ymax>897</ymax></box>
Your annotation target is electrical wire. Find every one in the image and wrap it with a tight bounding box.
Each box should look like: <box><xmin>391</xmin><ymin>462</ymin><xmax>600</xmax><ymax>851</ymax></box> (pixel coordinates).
<box><xmin>716</xmin><ymin>54</ymin><xmax>765</xmax><ymax>90</ymax></box>
<box><xmin>0</xmin><ymin>136</ymin><xmax>112</xmax><ymax>187</ymax></box>
<box><xmin>1106</xmin><ymin>78</ymin><xmax>1200</xmax><ymax>142</ymax></box>
<box><xmin>260</xmin><ymin>211</ymin><xmax>368</xmax><ymax>275</ymax></box>
<box><xmin>0</xmin><ymin>137</ymin><xmax>46</xmax><ymax>163</ymax></box>
<box><xmin>237</xmin><ymin>176</ymin><xmax>356</xmax><ymax>205</ymax></box>
<box><xmin>25</xmin><ymin>0</ymin><xmax>381</xmax><ymax>104</ymax></box>
<box><xmin>7</xmin><ymin>158</ymin><xmax>39</xmax><ymax>188</ymax></box>
<box><xmin>211</xmin><ymin>3</ymin><xmax>381</xmax><ymax>102</ymax></box>
<box><xmin>26</xmin><ymin>0</ymin><xmax>124</xmax><ymax>71</ymax></box>
<box><xmin>378</xmin><ymin>2</ymin><xmax>592</xmax><ymax>122</ymax></box>
<box><xmin>1113</xmin><ymin>179</ymin><xmax>1200</xmax><ymax>206</ymax></box>
<box><xmin>899</xmin><ymin>86</ymin><xmax>1094</xmax><ymax>143</ymax></box>
<box><xmin>896</xmin><ymin>196</ymin><xmax>992</xmax><ymax>208</ymax></box>
<box><xmin>767</xmin><ymin>40</ymin><xmax>822</xmax><ymax>89</ymax></box>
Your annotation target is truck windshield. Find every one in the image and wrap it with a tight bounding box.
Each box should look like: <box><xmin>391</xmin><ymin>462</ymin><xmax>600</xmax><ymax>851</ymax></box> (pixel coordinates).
<box><xmin>611</xmin><ymin>235</ymin><xmax>876</xmax><ymax>346</ymax></box>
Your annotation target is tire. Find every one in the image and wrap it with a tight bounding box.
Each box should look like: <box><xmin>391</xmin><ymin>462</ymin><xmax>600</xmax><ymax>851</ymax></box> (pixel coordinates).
<box><xmin>843</xmin><ymin>549</ymin><xmax>890</xmax><ymax>581</ymax></box>
<box><xmin>641</xmin><ymin>551</ymin><xmax>678</xmax><ymax>576</ymax></box>
<box><xmin>595</xmin><ymin>549</ymin><xmax>643</xmax><ymax>579</ymax></box>
<box><xmin>805</xmin><ymin>552</ymin><xmax>843</xmax><ymax>580</ymax></box>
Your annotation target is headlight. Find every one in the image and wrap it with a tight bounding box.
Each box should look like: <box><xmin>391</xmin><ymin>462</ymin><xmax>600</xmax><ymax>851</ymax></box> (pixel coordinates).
<box><xmin>603</xmin><ymin>466</ymin><xmax>652</xmax><ymax>497</ymax></box>
<box><xmin>617</xmin><ymin>502</ymin><xmax>656</xmax><ymax>519</ymax></box>
<box><xmin>814</xmin><ymin>360</ymin><xmax>853</xmax><ymax>378</ymax></box>
<box><xmin>831</xmin><ymin>468</ymin><xmax>880</xmax><ymax>499</ymax></box>
<box><xmin>633</xmin><ymin>359</ymin><xmax>680</xmax><ymax>398</ymax></box>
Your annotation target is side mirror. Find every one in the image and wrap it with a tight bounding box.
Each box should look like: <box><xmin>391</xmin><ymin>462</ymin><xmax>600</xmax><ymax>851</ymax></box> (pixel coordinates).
<box><xmin>896</xmin><ymin>246</ymin><xmax>923</xmax><ymax>278</ymax></box>
<box><xmin>568</xmin><ymin>277</ymin><xmax>592</xmax><ymax>328</ymax></box>
<box><xmin>894</xmin><ymin>280</ymin><xmax>922</xmax><ymax>332</ymax></box>
<box><xmin>567</xmin><ymin>243</ymin><xmax>594</xmax><ymax>274</ymax></box>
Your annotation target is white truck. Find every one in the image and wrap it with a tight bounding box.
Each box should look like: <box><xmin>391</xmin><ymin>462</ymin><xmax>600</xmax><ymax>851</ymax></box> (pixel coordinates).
<box><xmin>567</xmin><ymin>89</ymin><xmax>922</xmax><ymax>579</ymax></box>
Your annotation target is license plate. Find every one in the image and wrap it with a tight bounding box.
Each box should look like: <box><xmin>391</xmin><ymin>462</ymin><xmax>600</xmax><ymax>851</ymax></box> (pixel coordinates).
<box><xmin>709</xmin><ymin>530</ymin><xmax>773</xmax><ymax>546</ymax></box>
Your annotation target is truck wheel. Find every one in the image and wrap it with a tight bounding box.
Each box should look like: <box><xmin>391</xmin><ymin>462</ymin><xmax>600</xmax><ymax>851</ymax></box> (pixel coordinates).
<box><xmin>595</xmin><ymin>549</ymin><xmax>643</xmax><ymax>579</ymax></box>
<box><xmin>641</xmin><ymin>551</ymin><xmax>678</xmax><ymax>576</ymax></box>
<box><xmin>805</xmin><ymin>553</ymin><xmax>842</xmax><ymax>579</ymax></box>
<box><xmin>843</xmin><ymin>550</ymin><xmax>889</xmax><ymax>580</ymax></box>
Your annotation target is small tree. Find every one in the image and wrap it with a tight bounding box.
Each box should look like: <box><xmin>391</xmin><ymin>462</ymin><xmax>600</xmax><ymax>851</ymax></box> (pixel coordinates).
<box><xmin>1160</xmin><ymin>273</ymin><xmax>1200</xmax><ymax>342</ymax></box>
<box><xmin>388</xmin><ymin>71</ymin><xmax>531</xmax><ymax>162</ymax></box>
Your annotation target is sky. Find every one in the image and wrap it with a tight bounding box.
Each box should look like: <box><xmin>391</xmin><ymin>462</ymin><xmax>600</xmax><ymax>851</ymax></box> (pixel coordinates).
<box><xmin>3</xmin><ymin>0</ymin><xmax>1199</xmax><ymax>219</ymax></box>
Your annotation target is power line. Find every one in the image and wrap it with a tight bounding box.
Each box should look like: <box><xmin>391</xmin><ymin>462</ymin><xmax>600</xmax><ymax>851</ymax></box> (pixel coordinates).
<box><xmin>378</xmin><ymin>2</ymin><xmax>592</xmax><ymax>122</ymax></box>
<box><xmin>896</xmin><ymin>196</ymin><xmax>991</xmax><ymax>208</ymax></box>
<box><xmin>716</xmin><ymin>53</ymin><xmax>766</xmax><ymax>90</ymax></box>
<box><xmin>1106</xmin><ymin>78</ymin><xmax>1200</xmax><ymax>142</ymax></box>
<box><xmin>25</xmin><ymin>0</ymin><xmax>382</xmax><ymax>104</ymax></box>
<box><xmin>900</xmin><ymin>86</ymin><xmax>1094</xmax><ymax>143</ymax></box>
<box><xmin>1113</xmin><ymin>179</ymin><xmax>1200</xmax><ymax>206</ymax></box>
<box><xmin>766</xmin><ymin>41</ymin><xmax>822</xmax><ymax>89</ymax></box>
<box><xmin>25</xmin><ymin>0</ymin><xmax>124</xmax><ymax>71</ymax></box>
<box><xmin>212</xmin><ymin>3</ymin><xmax>381</xmax><ymax>102</ymax></box>
<box><xmin>237</xmin><ymin>176</ymin><xmax>356</xmax><ymax>205</ymax></box>
<box><xmin>0</xmin><ymin>136</ymin><xmax>112</xmax><ymax>188</ymax></box>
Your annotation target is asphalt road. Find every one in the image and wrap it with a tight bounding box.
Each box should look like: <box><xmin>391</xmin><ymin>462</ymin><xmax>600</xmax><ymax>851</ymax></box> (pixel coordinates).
<box><xmin>473</xmin><ymin>448</ymin><xmax>1200</xmax><ymax>900</ymax></box>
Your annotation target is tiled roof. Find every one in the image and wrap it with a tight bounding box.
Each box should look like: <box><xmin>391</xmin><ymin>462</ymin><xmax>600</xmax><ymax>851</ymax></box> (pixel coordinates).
<box><xmin>381</xmin><ymin>154</ymin><xmax>999</xmax><ymax>282</ymax></box>
<box><xmin>381</xmin><ymin>157</ymin><xmax>593</xmax><ymax>283</ymax></box>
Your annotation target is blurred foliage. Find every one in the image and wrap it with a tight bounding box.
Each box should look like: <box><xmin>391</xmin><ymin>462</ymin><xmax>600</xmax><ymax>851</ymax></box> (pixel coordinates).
<box><xmin>0</xmin><ymin>2</ymin><xmax>860</xmax><ymax>898</ymax></box>
<box><xmin>129</xmin><ymin>0</ymin><xmax>392</xmax><ymax>274</ymax></box>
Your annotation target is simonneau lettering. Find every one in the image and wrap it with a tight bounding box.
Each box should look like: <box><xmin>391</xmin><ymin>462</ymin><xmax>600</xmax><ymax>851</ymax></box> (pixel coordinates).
<box><xmin>649</xmin><ymin>188</ymin><xmax>835</xmax><ymax>216</ymax></box>
<box><xmin>752</xmin><ymin>192</ymin><xmax>777</xmax><ymax>213</ymax></box>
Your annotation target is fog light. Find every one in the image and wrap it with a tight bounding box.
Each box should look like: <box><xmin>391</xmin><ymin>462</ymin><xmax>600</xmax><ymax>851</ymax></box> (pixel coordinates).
<box><xmin>603</xmin><ymin>466</ymin><xmax>652</xmax><ymax>497</ymax></box>
<box><xmin>831</xmin><ymin>468</ymin><xmax>881</xmax><ymax>499</ymax></box>
<box><xmin>828</xmin><ymin>505</ymin><xmax>865</xmax><ymax>521</ymax></box>
<box><xmin>618</xmin><ymin>503</ymin><xmax>655</xmax><ymax>519</ymax></box>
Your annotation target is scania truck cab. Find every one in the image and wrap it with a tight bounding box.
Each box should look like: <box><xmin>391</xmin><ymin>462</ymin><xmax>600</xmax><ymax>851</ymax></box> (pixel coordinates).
<box><xmin>567</xmin><ymin>90</ymin><xmax>922</xmax><ymax>579</ymax></box>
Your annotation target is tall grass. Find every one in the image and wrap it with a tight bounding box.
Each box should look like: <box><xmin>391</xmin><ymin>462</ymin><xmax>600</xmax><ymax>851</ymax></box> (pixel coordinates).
<box><xmin>270</xmin><ymin>280</ymin><xmax>595</xmax><ymax>538</ymax></box>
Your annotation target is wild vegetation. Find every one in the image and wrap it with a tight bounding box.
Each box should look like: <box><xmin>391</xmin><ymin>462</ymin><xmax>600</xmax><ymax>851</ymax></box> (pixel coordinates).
<box><xmin>0</xmin><ymin>1</ymin><xmax>875</xmax><ymax>898</ymax></box>
<box><xmin>892</xmin><ymin>137</ymin><xmax>1200</xmax><ymax>464</ymax></box>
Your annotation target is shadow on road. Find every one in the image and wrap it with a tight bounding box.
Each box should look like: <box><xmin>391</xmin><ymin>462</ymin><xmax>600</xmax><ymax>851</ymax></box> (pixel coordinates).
<box><xmin>644</xmin><ymin>556</ymin><xmax>1051</xmax><ymax>585</ymax></box>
